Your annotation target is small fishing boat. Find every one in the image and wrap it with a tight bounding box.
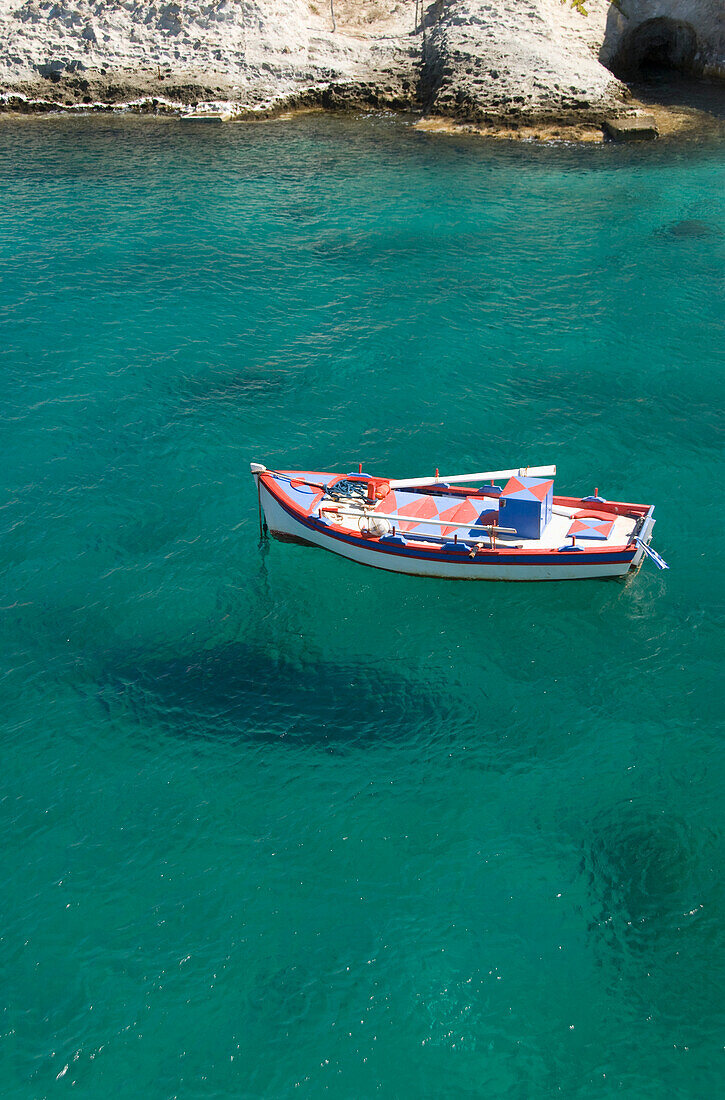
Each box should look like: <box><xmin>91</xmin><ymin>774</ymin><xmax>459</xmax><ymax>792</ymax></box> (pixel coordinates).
<box><xmin>250</xmin><ymin>462</ymin><xmax>667</xmax><ymax>581</ymax></box>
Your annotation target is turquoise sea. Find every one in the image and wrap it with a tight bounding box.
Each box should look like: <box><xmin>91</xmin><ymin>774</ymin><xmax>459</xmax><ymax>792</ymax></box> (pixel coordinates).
<box><xmin>1</xmin><ymin>113</ymin><xmax>724</xmax><ymax>1098</ymax></box>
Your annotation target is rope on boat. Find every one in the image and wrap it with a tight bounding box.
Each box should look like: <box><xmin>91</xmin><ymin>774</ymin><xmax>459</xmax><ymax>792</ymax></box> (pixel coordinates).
<box><xmin>264</xmin><ymin>470</ymin><xmax>328</xmax><ymax>491</ymax></box>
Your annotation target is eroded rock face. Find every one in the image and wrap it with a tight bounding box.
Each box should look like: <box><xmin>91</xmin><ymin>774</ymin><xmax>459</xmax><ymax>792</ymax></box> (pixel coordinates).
<box><xmin>0</xmin><ymin>0</ymin><xmax>385</xmax><ymax>107</ymax></box>
<box><xmin>0</xmin><ymin>0</ymin><xmax>721</xmax><ymax>118</ymax></box>
<box><xmin>419</xmin><ymin>0</ymin><xmax>623</xmax><ymax>122</ymax></box>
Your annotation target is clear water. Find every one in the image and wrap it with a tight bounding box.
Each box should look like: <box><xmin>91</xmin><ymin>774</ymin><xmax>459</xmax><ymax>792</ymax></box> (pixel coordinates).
<box><xmin>1</xmin><ymin>114</ymin><xmax>724</xmax><ymax>1098</ymax></box>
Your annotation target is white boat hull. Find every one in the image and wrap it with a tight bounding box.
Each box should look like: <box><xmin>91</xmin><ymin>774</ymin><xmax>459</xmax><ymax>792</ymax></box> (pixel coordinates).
<box><xmin>257</xmin><ymin>479</ymin><xmax>650</xmax><ymax>581</ymax></box>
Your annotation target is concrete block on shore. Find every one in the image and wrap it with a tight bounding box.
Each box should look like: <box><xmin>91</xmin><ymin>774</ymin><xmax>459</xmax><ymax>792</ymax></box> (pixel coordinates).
<box><xmin>603</xmin><ymin>115</ymin><xmax>659</xmax><ymax>141</ymax></box>
<box><xmin>179</xmin><ymin>112</ymin><xmax>230</xmax><ymax>124</ymax></box>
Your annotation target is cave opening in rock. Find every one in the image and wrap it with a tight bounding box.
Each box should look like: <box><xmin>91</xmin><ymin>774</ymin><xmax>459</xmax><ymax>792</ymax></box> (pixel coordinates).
<box><xmin>613</xmin><ymin>18</ymin><xmax>698</xmax><ymax>79</ymax></box>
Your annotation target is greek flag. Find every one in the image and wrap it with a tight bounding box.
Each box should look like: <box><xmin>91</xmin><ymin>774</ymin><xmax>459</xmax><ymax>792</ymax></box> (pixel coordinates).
<box><xmin>634</xmin><ymin>538</ymin><xmax>669</xmax><ymax>570</ymax></box>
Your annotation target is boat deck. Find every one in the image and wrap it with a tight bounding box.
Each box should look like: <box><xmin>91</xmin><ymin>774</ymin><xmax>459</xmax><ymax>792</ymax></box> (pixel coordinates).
<box><xmin>356</xmin><ymin>487</ymin><xmax>638</xmax><ymax>550</ymax></box>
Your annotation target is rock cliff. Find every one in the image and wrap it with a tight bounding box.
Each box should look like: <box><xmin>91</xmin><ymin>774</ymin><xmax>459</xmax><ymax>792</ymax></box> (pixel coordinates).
<box><xmin>0</xmin><ymin>0</ymin><xmax>722</xmax><ymax>125</ymax></box>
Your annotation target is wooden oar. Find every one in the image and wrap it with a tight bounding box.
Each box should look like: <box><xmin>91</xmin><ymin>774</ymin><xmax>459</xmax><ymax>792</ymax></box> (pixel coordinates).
<box><xmin>389</xmin><ymin>464</ymin><xmax>556</xmax><ymax>490</ymax></box>
<box><xmin>328</xmin><ymin>506</ymin><xmax>517</xmax><ymax>536</ymax></box>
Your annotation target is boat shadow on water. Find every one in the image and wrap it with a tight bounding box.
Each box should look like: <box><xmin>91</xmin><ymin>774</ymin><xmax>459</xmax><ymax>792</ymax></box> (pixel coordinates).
<box><xmin>93</xmin><ymin>632</ymin><xmax>613</xmax><ymax>769</ymax></box>
<box><xmin>96</xmin><ymin>640</ymin><xmax>476</xmax><ymax>752</ymax></box>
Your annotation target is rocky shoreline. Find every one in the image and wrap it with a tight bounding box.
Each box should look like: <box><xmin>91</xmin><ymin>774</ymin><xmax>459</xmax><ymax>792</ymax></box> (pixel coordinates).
<box><xmin>2</xmin><ymin>85</ymin><xmax>722</xmax><ymax>147</ymax></box>
<box><xmin>0</xmin><ymin>0</ymin><xmax>722</xmax><ymax>141</ymax></box>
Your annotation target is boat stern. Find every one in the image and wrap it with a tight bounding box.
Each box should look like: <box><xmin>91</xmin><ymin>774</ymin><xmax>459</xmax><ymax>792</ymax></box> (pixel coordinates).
<box><xmin>629</xmin><ymin>504</ymin><xmax>657</xmax><ymax>571</ymax></box>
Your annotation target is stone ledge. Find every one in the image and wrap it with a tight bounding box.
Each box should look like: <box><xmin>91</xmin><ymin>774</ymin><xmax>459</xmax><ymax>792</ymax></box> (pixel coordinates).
<box><xmin>603</xmin><ymin>114</ymin><xmax>659</xmax><ymax>141</ymax></box>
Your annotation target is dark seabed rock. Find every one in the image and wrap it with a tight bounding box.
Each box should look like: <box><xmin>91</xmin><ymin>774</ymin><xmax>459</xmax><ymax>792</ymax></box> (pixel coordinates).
<box><xmin>659</xmin><ymin>218</ymin><xmax>720</xmax><ymax>240</ymax></box>
<box><xmin>584</xmin><ymin>808</ymin><xmax>695</xmax><ymax>931</ymax></box>
<box><xmin>580</xmin><ymin>801</ymin><xmax>725</xmax><ymax>1037</ymax></box>
<box><xmin>176</xmin><ymin>363</ymin><xmax>300</xmax><ymax>406</ymax></box>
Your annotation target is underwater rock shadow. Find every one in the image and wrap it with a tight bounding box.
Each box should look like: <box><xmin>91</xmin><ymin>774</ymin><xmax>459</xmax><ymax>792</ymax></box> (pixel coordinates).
<box><xmin>97</xmin><ymin>640</ymin><xmax>472</xmax><ymax>752</ymax></box>
<box><xmin>583</xmin><ymin>806</ymin><xmax>693</xmax><ymax>930</ymax></box>
<box><xmin>656</xmin><ymin>219</ymin><xmax>722</xmax><ymax>241</ymax></box>
<box><xmin>578</xmin><ymin>801</ymin><xmax>718</xmax><ymax>962</ymax></box>
<box><xmin>577</xmin><ymin>800</ymin><xmax>725</xmax><ymax>1026</ymax></box>
<box><xmin>175</xmin><ymin>363</ymin><xmax>300</xmax><ymax>408</ymax></box>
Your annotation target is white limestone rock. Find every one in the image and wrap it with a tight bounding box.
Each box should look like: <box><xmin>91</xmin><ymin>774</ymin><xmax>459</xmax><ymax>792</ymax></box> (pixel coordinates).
<box><xmin>0</xmin><ymin>0</ymin><xmax>721</xmax><ymax>118</ymax></box>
